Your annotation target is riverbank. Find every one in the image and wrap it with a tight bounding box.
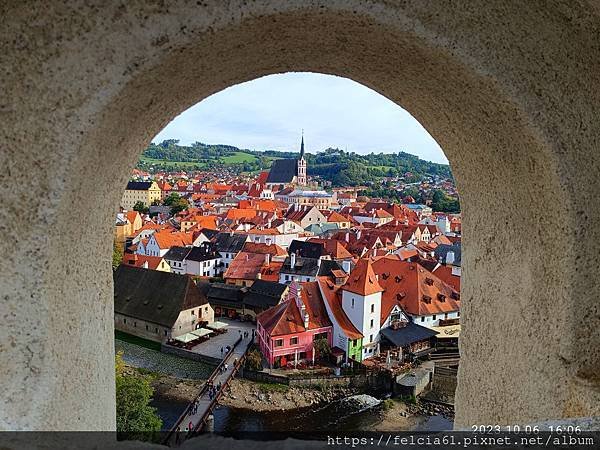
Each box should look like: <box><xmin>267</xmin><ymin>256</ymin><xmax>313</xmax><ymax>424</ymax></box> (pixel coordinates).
<box><xmin>218</xmin><ymin>378</ymin><xmax>357</xmax><ymax>411</ymax></box>
<box><xmin>218</xmin><ymin>378</ymin><xmax>452</xmax><ymax>431</ymax></box>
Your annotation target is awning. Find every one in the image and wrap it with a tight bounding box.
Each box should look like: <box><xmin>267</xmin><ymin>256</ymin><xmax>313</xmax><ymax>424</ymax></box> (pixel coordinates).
<box><xmin>191</xmin><ymin>328</ymin><xmax>213</xmax><ymax>338</ymax></box>
<box><xmin>207</xmin><ymin>321</ymin><xmax>228</xmax><ymax>330</ymax></box>
<box><xmin>173</xmin><ymin>332</ymin><xmax>200</xmax><ymax>343</ymax></box>
<box><xmin>430</xmin><ymin>324</ymin><xmax>461</xmax><ymax>339</ymax></box>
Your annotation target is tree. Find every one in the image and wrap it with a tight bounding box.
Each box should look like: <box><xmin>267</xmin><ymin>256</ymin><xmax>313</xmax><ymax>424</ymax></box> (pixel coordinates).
<box><xmin>164</xmin><ymin>193</ymin><xmax>188</xmax><ymax>215</ymax></box>
<box><xmin>112</xmin><ymin>242</ymin><xmax>123</xmax><ymax>269</ymax></box>
<box><xmin>115</xmin><ymin>351</ymin><xmax>162</xmax><ymax>438</ymax></box>
<box><xmin>313</xmin><ymin>337</ymin><xmax>331</xmax><ymax>362</ymax></box>
<box><xmin>133</xmin><ymin>201</ymin><xmax>149</xmax><ymax>214</ymax></box>
<box><xmin>245</xmin><ymin>349</ymin><xmax>263</xmax><ymax>371</ymax></box>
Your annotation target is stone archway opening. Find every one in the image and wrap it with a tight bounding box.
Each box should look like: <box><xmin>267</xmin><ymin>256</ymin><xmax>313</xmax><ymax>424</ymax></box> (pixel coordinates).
<box><xmin>3</xmin><ymin>1</ymin><xmax>599</xmax><ymax>432</ymax></box>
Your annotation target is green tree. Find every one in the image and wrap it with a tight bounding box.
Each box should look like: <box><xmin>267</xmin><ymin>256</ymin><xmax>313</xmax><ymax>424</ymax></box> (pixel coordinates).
<box><xmin>313</xmin><ymin>337</ymin><xmax>331</xmax><ymax>362</ymax></box>
<box><xmin>164</xmin><ymin>193</ymin><xmax>189</xmax><ymax>215</ymax></box>
<box><xmin>115</xmin><ymin>351</ymin><xmax>162</xmax><ymax>437</ymax></box>
<box><xmin>133</xmin><ymin>201</ymin><xmax>149</xmax><ymax>214</ymax></box>
<box><xmin>245</xmin><ymin>349</ymin><xmax>263</xmax><ymax>371</ymax></box>
<box><xmin>112</xmin><ymin>242</ymin><xmax>123</xmax><ymax>269</ymax></box>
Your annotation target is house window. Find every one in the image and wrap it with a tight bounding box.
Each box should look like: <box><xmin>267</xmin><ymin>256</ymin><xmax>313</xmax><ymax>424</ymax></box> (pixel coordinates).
<box><xmin>370</xmin><ymin>304</ymin><xmax>375</xmax><ymax>313</ymax></box>
<box><xmin>290</xmin><ymin>337</ymin><xmax>298</xmax><ymax>345</ymax></box>
<box><xmin>351</xmin><ymin>298</ymin><xmax>355</xmax><ymax>308</ymax></box>
<box><xmin>369</xmin><ymin>334</ymin><xmax>373</xmax><ymax>343</ymax></box>
<box><xmin>274</xmin><ymin>339</ymin><xmax>284</xmax><ymax>347</ymax></box>
<box><xmin>444</xmin><ymin>313</ymin><xmax>448</xmax><ymax>319</ymax></box>
<box><xmin>155</xmin><ymin>328</ymin><xmax>158</xmax><ymax>333</ymax></box>
<box><xmin>134</xmin><ymin>322</ymin><xmax>137</xmax><ymax>327</ymax></box>
<box><xmin>457</xmin><ymin>311</ymin><xmax>460</xmax><ymax>317</ymax></box>
<box><xmin>145</xmin><ymin>324</ymin><xmax>148</xmax><ymax>330</ymax></box>
<box><xmin>370</xmin><ymin>319</ymin><xmax>374</xmax><ymax>329</ymax></box>
<box><xmin>191</xmin><ymin>310</ymin><xmax>195</xmax><ymax>315</ymax></box>
<box><xmin>123</xmin><ymin>318</ymin><xmax>126</xmax><ymax>324</ymax></box>
<box><xmin>432</xmin><ymin>315</ymin><xmax>437</xmax><ymax>321</ymax></box>
<box><xmin>420</xmin><ymin>317</ymin><xmax>425</xmax><ymax>322</ymax></box>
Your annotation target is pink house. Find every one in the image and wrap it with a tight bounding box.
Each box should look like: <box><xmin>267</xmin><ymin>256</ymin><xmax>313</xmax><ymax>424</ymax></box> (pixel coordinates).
<box><xmin>256</xmin><ymin>281</ymin><xmax>332</xmax><ymax>368</ymax></box>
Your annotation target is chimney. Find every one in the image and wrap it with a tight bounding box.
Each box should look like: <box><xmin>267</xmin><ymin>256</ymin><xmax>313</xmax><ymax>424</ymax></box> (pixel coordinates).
<box><xmin>290</xmin><ymin>252</ymin><xmax>296</xmax><ymax>269</ymax></box>
<box><xmin>256</xmin><ymin>272</ymin><xmax>262</xmax><ymax>280</ymax></box>
<box><xmin>446</xmin><ymin>251</ymin><xmax>455</xmax><ymax>265</ymax></box>
<box><xmin>265</xmin><ymin>253</ymin><xmax>271</xmax><ymax>266</ymax></box>
<box><xmin>303</xmin><ymin>311</ymin><xmax>309</xmax><ymax>329</ymax></box>
<box><xmin>345</xmin><ymin>232</ymin><xmax>350</xmax><ymax>243</ymax></box>
<box><xmin>317</xmin><ymin>257</ymin><xmax>322</xmax><ymax>268</ymax></box>
<box><xmin>142</xmin><ymin>261</ymin><xmax>148</xmax><ymax>269</ymax></box>
<box><xmin>266</xmin><ymin>237</ymin><xmax>272</xmax><ymax>246</ymax></box>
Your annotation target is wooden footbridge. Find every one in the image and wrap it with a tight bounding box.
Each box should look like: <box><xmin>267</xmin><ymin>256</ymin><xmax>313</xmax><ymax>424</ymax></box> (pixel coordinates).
<box><xmin>163</xmin><ymin>333</ymin><xmax>254</xmax><ymax>446</ymax></box>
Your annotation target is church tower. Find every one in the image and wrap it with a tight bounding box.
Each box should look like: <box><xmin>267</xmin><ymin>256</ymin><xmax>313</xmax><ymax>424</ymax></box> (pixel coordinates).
<box><xmin>297</xmin><ymin>132</ymin><xmax>307</xmax><ymax>186</ymax></box>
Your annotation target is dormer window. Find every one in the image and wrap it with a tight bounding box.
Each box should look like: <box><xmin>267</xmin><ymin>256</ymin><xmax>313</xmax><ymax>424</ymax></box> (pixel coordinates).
<box><xmin>425</xmin><ymin>277</ymin><xmax>434</xmax><ymax>286</ymax></box>
<box><xmin>422</xmin><ymin>295</ymin><xmax>432</xmax><ymax>304</ymax></box>
<box><xmin>437</xmin><ymin>294</ymin><xmax>446</xmax><ymax>302</ymax></box>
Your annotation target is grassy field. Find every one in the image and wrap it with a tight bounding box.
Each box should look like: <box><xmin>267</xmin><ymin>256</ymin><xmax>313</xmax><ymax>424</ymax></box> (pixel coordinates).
<box><xmin>221</xmin><ymin>151</ymin><xmax>257</xmax><ymax>163</ymax></box>
<box><xmin>139</xmin><ymin>156</ymin><xmax>205</xmax><ymax>168</ymax></box>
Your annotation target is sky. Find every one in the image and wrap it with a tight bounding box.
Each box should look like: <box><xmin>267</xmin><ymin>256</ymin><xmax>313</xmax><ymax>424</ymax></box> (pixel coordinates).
<box><xmin>153</xmin><ymin>72</ymin><xmax>448</xmax><ymax>164</ymax></box>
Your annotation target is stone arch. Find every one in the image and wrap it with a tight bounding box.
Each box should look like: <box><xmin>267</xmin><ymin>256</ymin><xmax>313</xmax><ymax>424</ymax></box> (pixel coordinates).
<box><xmin>2</xmin><ymin>0</ymin><xmax>599</xmax><ymax>431</ymax></box>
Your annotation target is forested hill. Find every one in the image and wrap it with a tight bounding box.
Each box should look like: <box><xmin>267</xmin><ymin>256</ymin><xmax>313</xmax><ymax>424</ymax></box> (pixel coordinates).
<box><xmin>139</xmin><ymin>140</ymin><xmax>452</xmax><ymax>186</ymax></box>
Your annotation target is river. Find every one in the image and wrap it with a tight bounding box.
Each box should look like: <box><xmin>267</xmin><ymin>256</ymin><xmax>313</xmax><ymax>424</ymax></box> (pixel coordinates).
<box><xmin>116</xmin><ymin>338</ymin><xmax>453</xmax><ymax>434</ymax></box>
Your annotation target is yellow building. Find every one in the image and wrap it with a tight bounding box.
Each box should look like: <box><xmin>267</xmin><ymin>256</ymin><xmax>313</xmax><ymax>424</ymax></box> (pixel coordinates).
<box><xmin>120</xmin><ymin>181</ymin><xmax>162</xmax><ymax>210</ymax></box>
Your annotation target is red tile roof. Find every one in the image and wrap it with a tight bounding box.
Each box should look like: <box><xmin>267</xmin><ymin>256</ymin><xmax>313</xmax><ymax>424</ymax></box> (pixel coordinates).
<box><xmin>317</xmin><ymin>277</ymin><xmax>362</xmax><ymax>339</ymax></box>
<box><xmin>371</xmin><ymin>256</ymin><xmax>460</xmax><ymax>322</ymax></box>
<box><xmin>257</xmin><ymin>282</ymin><xmax>332</xmax><ymax>336</ymax></box>
<box><xmin>342</xmin><ymin>258</ymin><xmax>384</xmax><ymax>296</ymax></box>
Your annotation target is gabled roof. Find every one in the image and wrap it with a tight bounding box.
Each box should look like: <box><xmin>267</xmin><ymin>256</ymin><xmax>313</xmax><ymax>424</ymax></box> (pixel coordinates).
<box><xmin>434</xmin><ymin>243</ymin><xmax>462</xmax><ymax>266</ymax></box>
<box><xmin>288</xmin><ymin>240</ymin><xmax>328</xmax><ymax>259</ymax></box>
<box><xmin>126</xmin><ymin>181</ymin><xmax>154</xmax><ymax>191</ymax></box>
<box><xmin>242</xmin><ymin>242</ymin><xmax>288</xmax><ymax>256</ymax></box>
<box><xmin>224</xmin><ymin>252</ymin><xmax>268</xmax><ymax>280</ymax></box>
<box><xmin>380</xmin><ymin>321</ymin><xmax>438</xmax><ymax>348</ymax></box>
<box><xmin>280</xmin><ymin>256</ymin><xmax>343</xmax><ymax>278</ymax></box>
<box><xmin>244</xmin><ymin>280</ymin><xmax>288</xmax><ymax>308</ymax></box>
<box><xmin>114</xmin><ymin>265</ymin><xmax>208</xmax><ymax>328</ymax></box>
<box><xmin>371</xmin><ymin>256</ymin><xmax>460</xmax><ymax>321</ymax></box>
<box><xmin>317</xmin><ymin>277</ymin><xmax>362</xmax><ymax>339</ymax></box>
<box><xmin>308</xmin><ymin>238</ymin><xmax>353</xmax><ymax>259</ymax></box>
<box><xmin>185</xmin><ymin>245</ymin><xmax>219</xmax><ymax>262</ymax></box>
<box><xmin>342</xmin><ymin>258</ymin><xmax>384</xmax><ymax>296</ymax></box>
<box><xmin>266</xmin><ymin>159</ymin><xmax>298</xmax><ymax>184</ymax></box>
<box><xmin>122</xmin><ymin>254</ymin><xmax>167</xmax><ymax>270</ymax></box>
<box><xmin>212</xmin><ymin>232</ymin><xmax>249</xmax><ymax>253</ymax></box>
<box><xmin>257</xmin><ymin>282</ymin><xmax>331</xmax><ymax>336</ymax></box>
<box><xmin>163</xmin><ymin>246</ymin><xmax>192</xmax><ymax>262</ymax></box>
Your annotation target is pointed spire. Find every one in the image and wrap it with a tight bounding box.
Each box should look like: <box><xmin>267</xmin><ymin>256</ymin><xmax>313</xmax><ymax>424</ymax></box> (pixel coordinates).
<box><xmin>299</xmin><ymin>130</ymin><xmax>305</xmax><ymax>159</ymax></box>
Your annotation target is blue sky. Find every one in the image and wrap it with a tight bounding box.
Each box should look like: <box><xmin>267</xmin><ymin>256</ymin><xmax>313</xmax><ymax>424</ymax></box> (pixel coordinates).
<box><xmin>153</xmin><ymin>72</ymin><xmax>448</xmax><ymax>164</ymax></box>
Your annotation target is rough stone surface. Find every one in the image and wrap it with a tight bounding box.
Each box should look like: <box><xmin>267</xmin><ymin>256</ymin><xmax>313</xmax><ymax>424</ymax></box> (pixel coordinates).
<box><xmin>1</xmin><ymin>0</ymin><xmax>599</xmax><ymax>431</ymax></box>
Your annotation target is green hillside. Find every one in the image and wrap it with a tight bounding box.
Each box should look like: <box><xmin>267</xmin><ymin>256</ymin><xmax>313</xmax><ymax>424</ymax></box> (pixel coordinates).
<box><xmin>137</xmin><ymin>140</ymin><xmax>452</xmax><ymax>186</ymax></box>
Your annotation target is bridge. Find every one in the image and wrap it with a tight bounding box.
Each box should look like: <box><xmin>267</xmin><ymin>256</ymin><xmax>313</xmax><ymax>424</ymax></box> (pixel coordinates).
<box><xmin>163</xmin><ymin>332</ymin><xmax>254</xmax><ymax>446</ymax></box>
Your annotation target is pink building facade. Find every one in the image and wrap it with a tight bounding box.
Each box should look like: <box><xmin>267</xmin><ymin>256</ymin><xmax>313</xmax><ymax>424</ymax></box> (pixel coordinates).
<box><xmin>256</xmin><ymin>281</ymin><xmax>332</xmax><ymax>368</ymax></box>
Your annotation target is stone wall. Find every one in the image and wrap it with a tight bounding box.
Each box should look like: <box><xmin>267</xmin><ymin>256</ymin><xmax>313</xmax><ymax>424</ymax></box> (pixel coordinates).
<box><xmin>2</xmin><ymin>0</ymin><xmax>600</xmax><ymax>431</ymax></box>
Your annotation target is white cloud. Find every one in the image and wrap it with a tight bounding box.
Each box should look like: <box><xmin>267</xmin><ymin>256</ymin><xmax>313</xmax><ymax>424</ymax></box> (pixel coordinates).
<box><xmin>153</xmin><ymin>72</ymin><xmax>448</xmax><ymax>164</ymax></box>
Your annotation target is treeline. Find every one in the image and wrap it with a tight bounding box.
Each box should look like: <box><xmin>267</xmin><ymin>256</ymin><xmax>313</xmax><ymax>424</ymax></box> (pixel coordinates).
<box><xmin>143</xmin><ymin>140</ymin><xmax>244</xmax><ymax>161</ymax></box>
<box><xmin>139</xmin><ymin>141</ymin><xmax>452</xmax><ymax>185</ymax></box>
<box><xmin>307</xmin><ymin>148</ymin><xmax>451</xmax><ymax>187</ymax></box>
<box><xmin>362</xmin><ymin>184</ymin><xmax>461</xmax><ymax>213</ymax></box>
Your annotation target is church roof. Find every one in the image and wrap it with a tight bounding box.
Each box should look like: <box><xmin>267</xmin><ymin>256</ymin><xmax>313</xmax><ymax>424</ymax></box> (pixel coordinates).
<box><xmin>266</xmin><ymin>159</ymin><xmax>298</xmax><ymax>184</ymax></box>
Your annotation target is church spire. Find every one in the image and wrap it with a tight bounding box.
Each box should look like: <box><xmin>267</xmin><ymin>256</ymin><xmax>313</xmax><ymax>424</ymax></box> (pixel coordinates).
<box><xmin>299</xmin><ymin>130</ymin><xmax>305</xmax><ymax>159</ymax></box>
